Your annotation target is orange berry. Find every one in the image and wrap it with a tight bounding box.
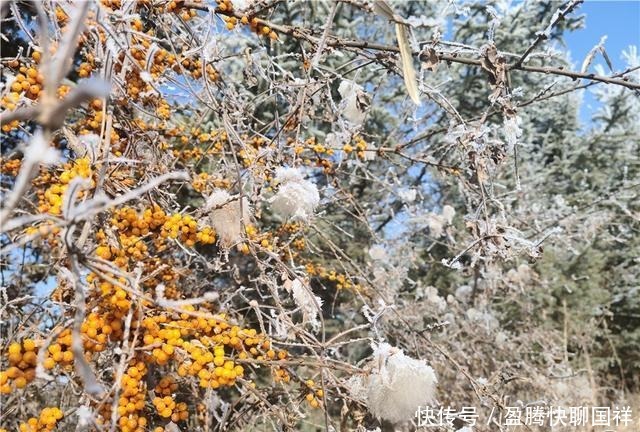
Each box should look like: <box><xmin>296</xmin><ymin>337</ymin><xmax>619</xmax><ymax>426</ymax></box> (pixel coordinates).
<box><xmin>6</xmin><ymin>367</ymin><xmax>20</xmax><ymax>379</ymax></box>
<box><xmin>14</xmin><ymin>376</ymin><xmax>27</xmax><ymax>389</ymax></box>
<box><xmin>8</xmin><ymin>343</ymin><xmax>21</xmax><ymax>355</ymax></box>
<box><xmin>22</xmin><ymin>339</ymin><xmax>36</xmax><ymax>351</ymax></box>
<box><xmin>23</xmin><ymin>351</ymin><xmax>37</xmax><ymax>364</ymax></box>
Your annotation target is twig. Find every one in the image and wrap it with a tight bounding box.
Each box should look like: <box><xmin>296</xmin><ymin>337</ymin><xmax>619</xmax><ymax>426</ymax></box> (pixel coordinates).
<box><xmin>513</xmin><ymin>0</ymin><xmax>584</xmax><ymax>68</ymax></box>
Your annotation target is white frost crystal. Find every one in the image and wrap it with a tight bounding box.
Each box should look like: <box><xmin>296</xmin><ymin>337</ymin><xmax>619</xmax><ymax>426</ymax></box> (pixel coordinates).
<box><xmin>287</xmin><ymin>278</ymin><xmax>323</xmax><ymax>331</ymax></box>
<box><xmin>398</xmin><ymin>188</ymin><xmax>417</xmax><ymax>203</ymax></box>
<box><xmin>206</xmin><ymin>189</ymin><xmax>251</xmax><ymax>245</ymax></box>
<box><xmin>424</xmin><ymin>286</ymin><xmax>447</xmax><ymax>311</ymax></box>
<box><xmin>27</xmin><ymin>131</ymin><xmax>61</xmax><ymax>166</ymax></box>
<box><xmin>271</xmin><ymin>167</ymin><xmax>319</xmax><ymax>221</ymax></box>
<box><xmin>230</xmin><ymin>0</ymin><xmax>252</xmax><ymax>12</ymax></box>
<box><xmin>441</xmin><ymin>205</ymin><xmax>455</xmax><ymax>224</ymax></box>
<box><xmin>503</xmin><ymin>115</ymin><xmax>522</xmax><ymax>151</ymax></box>
<box><xmin>424</xmin><ymin>204</ymin><xmax>456</xmax><ymax>237</ymax></box>
<box><xmin>368</xmin><ymin>245</ymin><xmax>387</xmax><ymax>261</ymax></box>
<box><xmin>346</xmin><ymin>375</ymin><xmax>368</xmax><ymax>400</ymax></box>
<box><xmin>338</xmin><ymin>80</ymin><xmax>368</xmax><ymax>125</ymax></box>
<box><xmin>76</xmin><ymin>405</ymin><xmax>94</xmax><ymax>426</ymax></box>
<box><xmin>364</xmin><ymin>343</ymin><xmax>438</xmax><ymax>423</ymax></box>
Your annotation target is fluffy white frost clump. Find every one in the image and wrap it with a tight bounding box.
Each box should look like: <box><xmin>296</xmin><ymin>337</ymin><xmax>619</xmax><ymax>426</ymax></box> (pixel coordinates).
<box><xmin>350</xmin><ymin>343</ymin><xmax>438</xmax><ymax>423</ymax></box>
<box><xmin>398</xmin><ymin>188</ymin><xmax>417</xmax><ymax>203</ymax></box>
<box><xmin>338</xmin><ymin>80</ymin><xmax>368</xmax><ymax>125</ymax></box>
<box><xmin>230</xmin><ymin>0</ymin><xmax>252</xmax><ymax>12</ymax></box>
<box><xmin>286</xmin><ymin>278</ymin><xmax>323</xmax><ymax>331</ymax></box>
<box><xmin>368</xmin><ymin>245</ymin><xmax>387</xmax><ymax>261</ymax></box>
<box><xmin>27</xmin><ymin>131</ymin><xmax>61</xmax><ymax>166</ymax></box>
<box><xmin>424</xmin><ymin>204</ymin><xmax>455</xmax><ymax>237</ymax></box>
<box><xmin>503</xmin><ymin>114</ymin><xmax>522</xmax><ymax>151</ymax></box>
<box><xmin>206</xmin><ymin>189</ymin><xmax>251</xmax><ymax>245</ymax></box>
<box><xmin>76</xmin><ymin>405</ymin><xmax>94</xmax><ymax>427</ymax></box>
<box><xmin>271</xmin><ymin>167</ymin><xmax>319</xmax><ymax>221</ymax></box>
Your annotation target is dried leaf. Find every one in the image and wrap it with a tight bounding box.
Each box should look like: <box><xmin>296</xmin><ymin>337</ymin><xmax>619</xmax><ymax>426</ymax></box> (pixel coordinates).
<box><xmin>396</xmin><ymin>24</ymin><xmax>421</xmax><ymax>105</ymax></box>
<box><xmin>164</xmin><ymin>422</ymin><xmax>180</xmax><ymax>432</ymax></box>
<box><xmin>422</xmin><ymin>47</ymin><xmax>439</xmax><ymax>72</ymax></box>
<box><xmin>480</xmin><ymin>43</ymin><xmax>508</xmax><ymax>98</ymax></box>
<box><xmin>600</xmin><ymin>46</ymin><xmax>614</xmax><ymax>72</ymax></box>
<box><xmin>63</xmin><ymin>129</ymin><xmax>100</xmax><ymax>162</ymax></box>
<box><xmin>581</xmin><ymin>36</ymin><xmax>608</xmax><ymax>74</ymax></box>
<box><xmin>373</xmin><ymin>0</ymin><xmax>395</xmax><ymax>20</ymax></box>
<box><xmin>373</xmin><ymin>1</ymin><xmax>420</xmax><ymax>105</ymax></box>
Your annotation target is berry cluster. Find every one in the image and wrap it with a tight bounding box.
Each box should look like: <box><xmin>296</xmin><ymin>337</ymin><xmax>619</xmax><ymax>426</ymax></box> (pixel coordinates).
<box><xmin>303</xmin><ymin>379</ymin><xmax>324</xmax><ymax>409</ymax></box>
<box><xmin>89</xmin><ymin>272</ymin><xmax>133</xmax><ymax>314</ymax></box>
<box><xmin>0</xmin><ymin>1</ymin><xmax>342</xmax><ymax>429</ymax></box>
<box><xmin>77</xmin><ymin>61</ymin><xmax>93</xmax><ymax>78</ymax></box>
<box><xmin>17</xmin><ymin>407</ymin><xmax>64</xmax><ymax>432</ymax></box>
<box><xmin>0</xmin><ymin>340</ymin><xmax>38</xmax><ymax>393</ymax></box>
<box><xmin>273</xmin><ymin>366</ymin><xmax>291</xmax><ymax>383</ymax></box>
<box><xmin>116</xmin><ymin>361</ymin><xmax>148</xmax><ymax>432</ymax></box>
<box><xmin>161</xmin><ymin>213</ymin><xmax>216</xmax><ymax>246</ymax></box>
<box><xmin>111</xmin><ymin>206</ymin><xmax>167</xmax><ymax>236</ymax></box>
<box><xmin>38</xmin><ymin>157</ymin><xmax>93</xmax><ymax>215</ymax></box>
<box><xmin>346</xmin><ymin>135</ymin><xmax>373</xmax><ymax>160</ymax></box>
<box><xmin>305</xmin><ymin>261</ymin><xmax>363</xmax><ymax>292</ymax></box>
<box><xmin>8</xmin><ymin>66</ymin><xmax>44</xmax><ymax>100</ymax></box>
<box><xmin>291</xmin><ymin>137</ymin><xmax>335</xmax><ymax>174</ymax></box>
<box><xmin>152</xmin><ymin>396</ymin><xmax>188</xmax><ymax>422</ymax></box>
<box><xmin>154</xmin><ymin>376</ymin><xmax>178</xmax><ymax>395</ymax></box>
<box><xmin>1</xmin><ymin>158</ymin><xmax>21</xmax><ymax>176</ymax></box>
<box><xmin>1</xmin><ymin>57</ymin><xmax>44</xmax><ymax>131</ymax></box>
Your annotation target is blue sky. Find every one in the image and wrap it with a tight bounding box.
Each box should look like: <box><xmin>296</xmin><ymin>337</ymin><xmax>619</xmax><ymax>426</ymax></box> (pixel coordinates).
<box><xmin>565</xmin><ymin>0</ymin><xmax>639</xmax><ymax>71</ymax></box>
<box><xmin>564</xmin><ymin>0</ymin><xmax>640</xmax><ymax>121</ymax></box>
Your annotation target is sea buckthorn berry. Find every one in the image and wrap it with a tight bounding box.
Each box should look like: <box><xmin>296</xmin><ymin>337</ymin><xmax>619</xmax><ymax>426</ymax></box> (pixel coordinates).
<box><xmin>22</xmin><ymin>339</ymin><xmax>36</xmax><ymax>351</ymax></box>
<box><xmin>8</xmin><ymin>343</ymin><xmax>22</xmax><ymax>356</ymax></box>
<box><xmin>43</xmin><ymin>358</ymin><xmax>56</xmax><ymax>369</ymax></box>
<box><xmin>14</xmin><ymin>376</ymin><xmax>27</xmax><ymax>388</ymax></box>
